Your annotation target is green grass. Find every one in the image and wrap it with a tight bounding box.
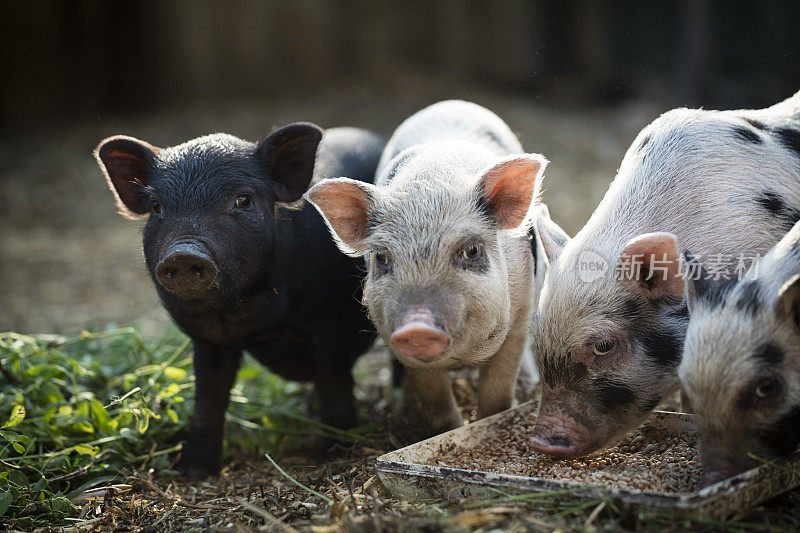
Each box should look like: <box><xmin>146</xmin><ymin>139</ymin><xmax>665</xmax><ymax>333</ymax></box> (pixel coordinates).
<box><xmin>0</xmin><ymin>325</ymin><xmax>334</xmax><ymax>528</ymax></box>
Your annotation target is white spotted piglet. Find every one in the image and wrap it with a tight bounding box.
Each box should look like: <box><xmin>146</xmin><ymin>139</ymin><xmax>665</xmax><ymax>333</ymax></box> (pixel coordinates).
<box><xmin>530</xmin><ymin>90</ymin><xmax>800</xmax><ymax>459</ymax></box>
<box><xmin>681</xmin><ymin>218</ymin><xmax>800</xmax><ymax>486</ymax></box>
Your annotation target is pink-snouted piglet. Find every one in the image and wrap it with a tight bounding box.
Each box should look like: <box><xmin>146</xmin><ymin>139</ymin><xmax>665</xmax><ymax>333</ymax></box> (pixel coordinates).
<box><xmin>306</xmin><ymin>100</ymin><xmax>554</xmax><ymax>435</ymax></box>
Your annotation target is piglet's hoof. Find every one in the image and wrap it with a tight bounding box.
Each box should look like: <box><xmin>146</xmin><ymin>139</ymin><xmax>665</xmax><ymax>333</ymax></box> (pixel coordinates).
<box><xmin>176</xmin><ymin>447</ymin><xmax>221</xmax><ymax>481</ymax></box>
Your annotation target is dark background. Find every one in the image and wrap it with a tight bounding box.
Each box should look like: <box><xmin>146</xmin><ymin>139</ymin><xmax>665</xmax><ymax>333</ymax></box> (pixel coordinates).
<box><xmin>1</xmin><ymin>0</ymin><xmax>799</xmax><ymax>332</ymax></box>
<box><xmin>3</xmin><ymin>0</ymin><xmax>799</xmax><ymax>133</ymax></box>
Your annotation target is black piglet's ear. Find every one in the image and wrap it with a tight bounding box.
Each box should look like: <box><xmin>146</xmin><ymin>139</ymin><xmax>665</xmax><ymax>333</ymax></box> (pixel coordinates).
<box><xmin>95</xmin><ymin>135</ymin><xmax>160</xmax><ymax>219</ymax></box>
<box><xmin>258</xmin><ymin>123</ymin><xmax>324</xmax><ymax>202</ymax></box>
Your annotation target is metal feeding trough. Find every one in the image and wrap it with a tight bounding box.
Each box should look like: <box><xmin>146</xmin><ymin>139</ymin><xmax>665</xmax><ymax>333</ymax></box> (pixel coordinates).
<box><xmin>375</xmin><ymin>401</ymin><xmax>800</xmax><ymax>518</ymax></box>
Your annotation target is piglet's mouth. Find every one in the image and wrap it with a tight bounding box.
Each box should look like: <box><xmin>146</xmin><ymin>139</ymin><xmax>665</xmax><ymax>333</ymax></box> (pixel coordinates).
<box><xmin>390</xmin><ymin>308</ymin><xmax>451</xmax><ymax>362</ymax></box>
<box><xmin>528</xmin><ymin>434</ymin><xmax>579</xmax><ymax>458</ymax></box>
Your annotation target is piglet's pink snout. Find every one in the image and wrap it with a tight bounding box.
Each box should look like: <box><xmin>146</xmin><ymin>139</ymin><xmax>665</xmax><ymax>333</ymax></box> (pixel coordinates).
<box><xmin>390</xmin><ymin>309</ymin><xmax>451</xmax><ymax>361</ymax></box>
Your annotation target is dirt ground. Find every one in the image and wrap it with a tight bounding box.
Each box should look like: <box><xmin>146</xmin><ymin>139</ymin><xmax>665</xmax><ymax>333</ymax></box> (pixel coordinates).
<box><xmin>10</xmin><ymin>365</ymin><xmax>799</xmax><ymax>533</ymax></box>
<box><xmin>0</xmin><ymin>67</ymin><xmax>663</xmax><ymax>334</ymax></box>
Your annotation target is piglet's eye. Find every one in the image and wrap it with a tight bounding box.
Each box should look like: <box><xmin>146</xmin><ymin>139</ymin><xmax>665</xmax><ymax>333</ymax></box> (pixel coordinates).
<box><xmin>593</xmin><ymin>339</ymin><xmax>615</xmax><ymax>356</ymax></box>
<box><xmin>375</xmin><ymin>252</ymin><xmax>391</xmax><ymax>266</ymax></box>
<box><xmin>462</xmin><ymin>244</ymin><xmax>480</xmax><ymax>260</ymax></box>
<box><xmin>235</xmin><ymin>194</ymin><xmax>252</xmax><ymax>209</ymax></box>
<box><xmin>150</xmin><ymin>199</ymin><xmax>163</xmax><ymax>216</ymax></box>
<box><xmin>457</xmin><ymin>242</ymin><xmax>484</xmax><ymax>269</ymax></box>
<box><xmin>755</xmin><ymin>378</ymin><xmax>781</xmax><ymax>400</ymax></box>
<box><xmin>373</xmin><ymin>251</ymin><xmax>392</xmax><ymax>276</ymax></box>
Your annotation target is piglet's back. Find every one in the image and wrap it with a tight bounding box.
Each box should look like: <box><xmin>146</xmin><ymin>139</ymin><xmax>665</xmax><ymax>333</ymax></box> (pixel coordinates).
<box><xmin>376</xmin><ymin>100</ymin><xmax>524</xmax><ymax>185</ymax></box>
<box><xmin>313</xmin><ymin>127</ymin><xmax>386</xmax><ymax>186</ymax></box>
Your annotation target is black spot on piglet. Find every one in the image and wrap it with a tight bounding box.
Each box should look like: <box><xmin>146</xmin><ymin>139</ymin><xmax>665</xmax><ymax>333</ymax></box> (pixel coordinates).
<box><xmin>744</xmin><ymin>118</ymin><xmax>767</xmax><ymax>131</ymax></box>
<box><xmin>736</xmin><ymin>280</ymin><xmax>762</xmax><ymax>315</ymax></box>
<box><xmin>594</xmin><ymin>378</ymin><xmax>637</xmax><ymax>411</ymax></box>
<box><xmin>760</xmin><ymin>406</ymin><xmax>800</xmax><ymax>456</ymax></box>
<box><xmin>757</xmin><ymin>191</ymin><xmax>785</xmax><ymax>216</ymax></box>
<box><xmin>639</xmin><ymin>327</ymin><xmax>684</xmax><ymax>368</ymax></box>
<box><xmin>775</xmin><ymin>126</ymin><xmax>800</xmax><ymax>158</ymax></box>
<box><xmin>733</xmin><ymin>125</ymin><xmax>763</xmax><ymax>144</ymax></box>
<box><xmin>753</xmin><ymin>343</ymin><xmax>784</xmax><ymax>366</ymax></box>
<box><xmin>539</xmin><ymin>360</ymin><xmax>588</xmax><ymax>387</ymax></box>
<box><xmin>704</xmin><ymin>278</ymin><xmax>739</xmax><ymax>309</ymax></box>
<box><xmin>757</xmin><ymin>191</ymin><xmax>800</xmax><ymax>232</ymax></box>
<box><xmin>527</xmin><ymin>226</ymin><xmax>538</xmax><ymax>275</ymax></box>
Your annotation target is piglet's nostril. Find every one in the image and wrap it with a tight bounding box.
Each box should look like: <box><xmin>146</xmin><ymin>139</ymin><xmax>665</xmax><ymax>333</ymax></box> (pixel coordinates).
<box><xmin>528</xmin><ymin>424</ymin><xmax>580</xmax><ymax>458</ymax></box>
<box><xmin>548</xmin><ymin>435</ymin><xmax>571</xmax><ymax>447</ymax></box>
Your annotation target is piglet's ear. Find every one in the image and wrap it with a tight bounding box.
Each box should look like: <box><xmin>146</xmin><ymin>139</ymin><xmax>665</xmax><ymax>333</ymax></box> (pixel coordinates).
<box><xmin>478</xmin><ymin>154</ymin><xmax>547</xmax><ymax>230</ymax></box>
<box><xmin>776</xmin><ymin>274</ymin><xmax>800</xmax><ymax>328</ymax></box>
<box><xmin>305</xmin><ymin>178</ymin><xmax>376</xmax><ymax>255</ymax></box>
<box><xmin>535</xmin><ymin>204</ymin><xmax>570</xmax><ymax>264</ymax></box>
<box><xmin>95</xmin><ymin>135</ymin><xmax>160</xmax><ymax>219</ymax></box>
<box><xmin>618</xmin><ymin>232</ymin><xmax>684</xmax><ymax>301</ymax></box>
<box><xmin>258</xmin><ymin>122</ymin><xmax>324</xmax><ymax>202</ymax></box>
<box><xmin>683</xmin><ymin>251</ymin><xmax>712</xmax><ymax>315</ymax></box>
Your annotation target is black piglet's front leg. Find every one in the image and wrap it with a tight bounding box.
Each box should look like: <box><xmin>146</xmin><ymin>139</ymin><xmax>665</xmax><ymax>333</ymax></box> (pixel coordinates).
<box><xmin>312</xmin><ymin>335</ymin><xmax>358</xmax><ymax>430</ymax></box>
<box><xmin>179</xmin><ymin>339</ymin><xmax>242</xmax><ymax>480</ymax></box>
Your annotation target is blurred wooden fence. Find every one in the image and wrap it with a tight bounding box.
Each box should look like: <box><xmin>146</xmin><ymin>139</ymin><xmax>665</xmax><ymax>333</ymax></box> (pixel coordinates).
<box><xmin>2</xmin><ymin>0</ymin><xmax>799</xmax><ymax>129</ymax></box>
